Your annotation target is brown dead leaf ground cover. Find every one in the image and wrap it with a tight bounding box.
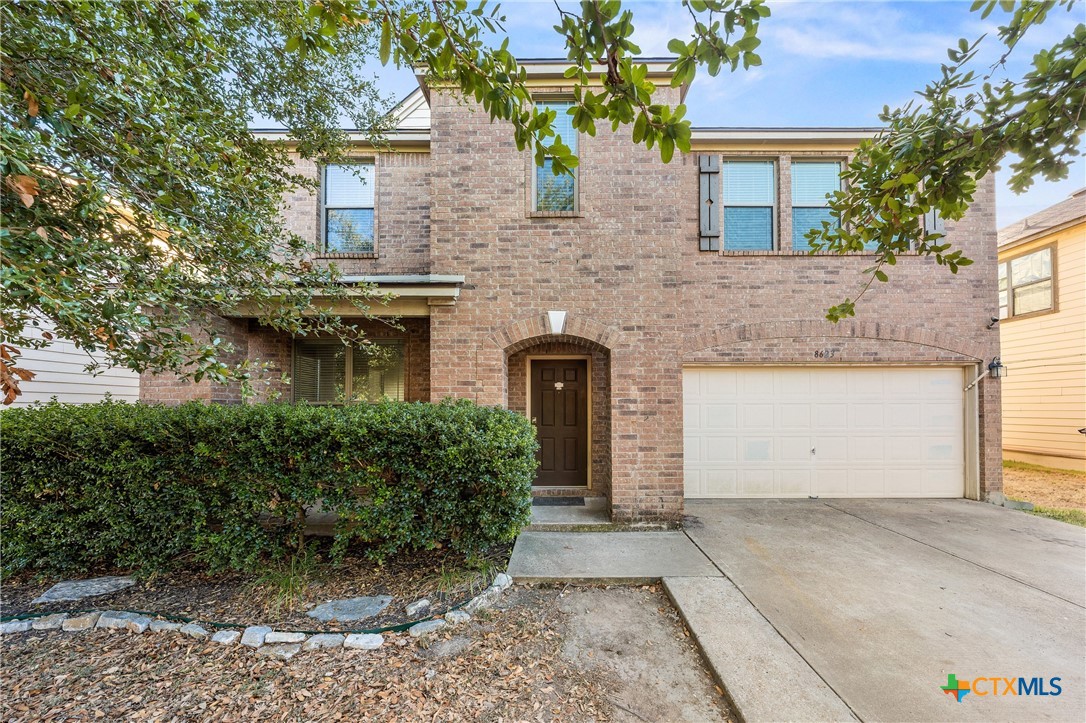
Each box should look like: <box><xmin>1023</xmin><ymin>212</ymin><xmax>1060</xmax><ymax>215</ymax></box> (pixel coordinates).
<box><xmin>1</xmin><ymin>544</ymin><xmax>510</xmax><ymax>632</ymax></box>
<box><xmin>0</xmin><ymin>586</ymin><xmax>730</xmax><ymax>722</ymax></box>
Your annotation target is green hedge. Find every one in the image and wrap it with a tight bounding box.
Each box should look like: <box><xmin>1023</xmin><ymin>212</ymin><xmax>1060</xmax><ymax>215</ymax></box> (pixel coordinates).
<box><xmin>1</xmin><ymin>399</ymin><xmax>537</xmax><ymax>574</ymax></box>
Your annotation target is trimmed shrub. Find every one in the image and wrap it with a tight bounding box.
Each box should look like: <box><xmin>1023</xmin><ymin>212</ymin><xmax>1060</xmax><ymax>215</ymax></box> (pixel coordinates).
<box><xmin>1</xmin><ymin>399</ymin><xmax>537</xmax><ymax>574</ymax></box>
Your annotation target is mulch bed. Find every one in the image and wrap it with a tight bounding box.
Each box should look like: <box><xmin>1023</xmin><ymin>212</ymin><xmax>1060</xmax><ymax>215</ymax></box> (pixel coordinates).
<box><xmin>1</xmin><ymin>587</ymin><xmax>615</xmax><ymax>722</ymax></box>
<box><xmin>1</xmin><ymin>542</ymin><xmax>511</xmax><ymax>632</ymax></box>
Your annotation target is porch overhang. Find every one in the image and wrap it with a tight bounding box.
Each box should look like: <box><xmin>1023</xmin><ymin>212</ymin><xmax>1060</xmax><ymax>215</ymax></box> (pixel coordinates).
<box><xmin>227</xmin><ymin>274</ymin><xmax>464</xmax><ymax>318</ymax></box>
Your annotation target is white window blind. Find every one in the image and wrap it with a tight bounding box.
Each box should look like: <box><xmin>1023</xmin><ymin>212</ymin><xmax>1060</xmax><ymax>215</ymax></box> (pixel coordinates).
<box><xmin>535</xmin><ymin>101</ymin><xmax>578</xmax><ymax>212</ymax></box>
<box><xmin>723</xmin><ymin>161</ymin><xmax>775</xmax><ymax>250</ymax></box>
<box><xmin>324</xmin><ymin>163</ymin><xmax>375</xmax><ymax>253</ymax></box>
<box><xmin>792</xmin><ymin>162</ymin><xmax>841</xmax><ymax>251</ymax></box>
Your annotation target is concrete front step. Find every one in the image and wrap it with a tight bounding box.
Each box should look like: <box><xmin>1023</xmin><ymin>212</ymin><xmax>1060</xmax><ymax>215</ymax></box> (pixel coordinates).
<box><xmin>507</xmin><ymin>531</ymin><xmax>722</xmax><ymax>583</ymax></box>
<box><xmin>663</xmin><ymin>576</ymin><xmax>857</xmax><ymax>723</ymax></box>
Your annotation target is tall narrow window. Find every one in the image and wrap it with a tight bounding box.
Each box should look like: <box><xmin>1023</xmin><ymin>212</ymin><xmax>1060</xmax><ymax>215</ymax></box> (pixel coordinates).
<box><xmin>293</xmin><ymin>340</ymin><xmax>404</xmax><ymax>403</ymax></box>
<box><xmin>323</xmin><ymin>163</ymin><xmax>375</xmax><ymax>253</ymax></box>
<box><xmin>534</xmin><ymin>101</ymin><xmax>577</xmax><ymax>212</ymax></box>
<box><xmin>792</xmin><ymin>161</ymin><xmax>841</xmax><ymax>251</ymax></box>
<box><xmin>722</xmin><ymin>161</ymin><xmax>775</xmax><ymax>250</ymax></box>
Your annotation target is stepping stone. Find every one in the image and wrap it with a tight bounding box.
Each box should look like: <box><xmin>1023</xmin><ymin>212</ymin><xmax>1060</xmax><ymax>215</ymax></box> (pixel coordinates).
<box><xmin>306</xmin><ymin>596</ymin><xmax>392</xmax><ymax>623</ymax></box>
<box><xmin>241</xmin><ymin>625</ymin><xmax>272</xmax><ymax>648</ymax></box>
<box><xmin>344</xmin><ymin>633</ymin><xmax>384</xmax><ymax>650</ymax></box>
<box><xmin>62</xmin><ymin>612</ymin><xmax>101</xmax><ymax>632</ymax></box>
<box><xmin>32</xmin><ymin>576</ymin><xmax>135</xmax><ymax>604</ymax></box>
<box><xmin>212</xmin><ymin>630</ymin><xmax>241</xmax><ymax>645</ymax></box>
<box><xmin>303</xmin><ymin>633</ymin><xmax>345</xmax><ymax>650</ymax></box>
<box><xmin>257</xmin><ymin>643</ymin><xmax>301</xmax><ymax>660</ymax></box>
<box><xmin>408</xmin><ymin>619</ymin><xmax>446</xmax><ymax>637</ymax></box>
<box><xmin>265</xmin><ymin>631</ymin><xmax>306</xmax><ymax>644</ymax></box>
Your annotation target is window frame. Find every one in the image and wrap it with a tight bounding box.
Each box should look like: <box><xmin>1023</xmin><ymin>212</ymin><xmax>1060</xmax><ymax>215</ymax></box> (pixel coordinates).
<box><xmin>998</xmin><ymin>243</ymin><xmax>1058</xmax><ymax>321</ymax></box>
<box><xmin>529</xmin><ymin>99</ymin><xmax>580</xmax><ymax>216</ymax></box>
<box><xmin>790</xmin><ymin>159</ymin><xmax>842</xmax><ymax>252</ymax></box>
<box><xmin>320</xmin><ymin>160</ymin><xmax>377</xmax><ymax>257</ymax></box>
<box><xmin>721</xmin><ymin>158</ymin><xmax>777</xmax><ymax>251</ymax></box>
<box><xmin>291</xmin><ymin>338</ymin><xmax>405</xmax><ymax>404</ymax></box>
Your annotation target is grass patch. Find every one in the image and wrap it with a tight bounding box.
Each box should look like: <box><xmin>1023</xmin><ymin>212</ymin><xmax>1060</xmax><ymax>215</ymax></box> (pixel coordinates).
<box><xmin>1003</xmin><ymin>459</ymin><xmax>1086</xmax><ymax>477</ymax></box>
<box><xmin>1027</xmin><ymin>506</ymin><xmax>1086</xmax><ymax>528</ymax></box>
<box><xmin>250</xmin><ymin>544</ymin><xmax>323</xmax><ymax>615</ymax></box>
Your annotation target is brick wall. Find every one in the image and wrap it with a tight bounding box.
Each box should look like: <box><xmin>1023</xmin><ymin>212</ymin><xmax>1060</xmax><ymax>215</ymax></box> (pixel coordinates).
<box><xmin>282</xmin><ymin>152</ymin><xmax>431</xmax><ymax>276</ymax></box>
<box><xmin>427</xmin><ymin>84</ymin><xmax>690</xmax><ymax>522</ymax></box>
<box><xmin>423</xmin><ymin>82</ymin><xmax>1000</xmax><ymax>518</ymax></box>
<box><xmin>142</xmin><ymin>317</ymin><xmax>431</xmax><ymax>405</ymax></box>
<box><xmin>507</xmin><ymin>342</ymin><xmax>611</xmax><ymax>505</ymax></box>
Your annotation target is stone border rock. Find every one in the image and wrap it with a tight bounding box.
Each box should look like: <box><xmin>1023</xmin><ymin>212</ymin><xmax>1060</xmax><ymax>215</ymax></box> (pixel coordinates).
<box><xmin>1</xmin><ymin>572</ymin><xmax>518</xmax><ymax>659</ymax></box>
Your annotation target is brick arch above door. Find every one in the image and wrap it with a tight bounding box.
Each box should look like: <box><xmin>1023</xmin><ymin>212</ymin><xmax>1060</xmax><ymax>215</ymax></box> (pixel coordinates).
<box><xmin>489</xmin><ymin>313</ymin><xmax>622</xmax><ymax>354</ymax></box>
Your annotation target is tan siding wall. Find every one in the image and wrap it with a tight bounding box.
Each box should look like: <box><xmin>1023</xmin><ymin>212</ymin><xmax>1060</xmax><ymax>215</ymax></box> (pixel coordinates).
<box><xmin>999</xmin><ymin>221</ymin><xmax>1086</xmax><ymax>470</ymax></box>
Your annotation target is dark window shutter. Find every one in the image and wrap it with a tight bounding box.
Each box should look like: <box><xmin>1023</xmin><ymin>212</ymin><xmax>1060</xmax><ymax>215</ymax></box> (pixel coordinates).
<box><xmin>699</xmin><ymin>155</ymin><xmax>721</xmax><ymax>251</ymax></box>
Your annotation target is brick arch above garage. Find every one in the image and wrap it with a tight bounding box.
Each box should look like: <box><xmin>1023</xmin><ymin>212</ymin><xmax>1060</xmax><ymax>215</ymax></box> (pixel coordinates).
<box><xmin>684</xmin><ymin>320</ymin><xmax>987</xmax><ymax>363</ymax></box>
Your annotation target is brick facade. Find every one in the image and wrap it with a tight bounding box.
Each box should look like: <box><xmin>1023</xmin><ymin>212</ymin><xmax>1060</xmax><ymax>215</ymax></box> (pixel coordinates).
<box><xmin>141</xmin><ymin>65</ymin><xmax>1003</xmax><ymax>520</ymax></box>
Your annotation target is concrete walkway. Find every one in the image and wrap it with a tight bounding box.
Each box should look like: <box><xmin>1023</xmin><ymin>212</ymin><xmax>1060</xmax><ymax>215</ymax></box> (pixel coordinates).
<box><xmin>508</xmin><ymin>531</ymin><xmax>720</xmax><ymax>582</ymax></box>
<box><xmin>507</xmin><ymin>499</ymin><xmax>1086</xmax><ymax>723</ymax></box>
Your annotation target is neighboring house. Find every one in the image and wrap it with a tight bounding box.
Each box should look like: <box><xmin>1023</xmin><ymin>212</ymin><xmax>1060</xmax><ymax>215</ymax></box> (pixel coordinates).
<box><xmin>9</xmin><ymin>320</ymin><xmax>140</xmax><ymax>407</ymax></box>
<box><xmin>140</xmin><ymin>60</ymin><xmax>1003</xmax><ymax>522</ymax></box>
<box><xmin>997</xmin><ymin>189</ymin><xmax>1086</xmax><ymax>472</ymax></box>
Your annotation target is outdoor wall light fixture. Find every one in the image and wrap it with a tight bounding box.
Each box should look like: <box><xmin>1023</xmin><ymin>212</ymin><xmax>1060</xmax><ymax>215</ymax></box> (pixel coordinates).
<box><xmin>964</xmin><ymin>357</ymin><xmax>1007</xmax><ymax>391</ymax></box>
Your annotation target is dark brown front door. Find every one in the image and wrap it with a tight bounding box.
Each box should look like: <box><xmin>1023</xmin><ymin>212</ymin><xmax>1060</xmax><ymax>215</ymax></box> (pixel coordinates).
<box><xmin>530</xmin><ymin>359</ymin><xmax>589</xmax><ymax>487</ymax></box>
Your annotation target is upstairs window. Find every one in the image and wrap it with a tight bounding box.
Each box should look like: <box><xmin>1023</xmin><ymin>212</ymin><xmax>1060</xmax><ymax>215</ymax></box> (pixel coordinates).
<box><xmin>323</xmin><ymin>163</ymin><xmax>375</xmax><ymax>253</ymax></box>
<box><xmin>792</xmin><ymin>161</ymin><xmax>841</xmax><ymax>251</ymax></box>
<box><xmin>293</xmin><ymin>340</ymin><xmax>404</xmax><ymax>404</ymax></box>
<box><xmin>534</xmin><ymin>101</ymin><xmax>578</xmax><ymax>212</ymax></box>
<box><xmin>722</xmin><ymin>161</ymin><xmax>775</xmax><ymax>250</ymax></box>
<box><xmin>999</xmin><ymin>246</ymin><xmax>1055</xmax><ymax>319</ymax></box>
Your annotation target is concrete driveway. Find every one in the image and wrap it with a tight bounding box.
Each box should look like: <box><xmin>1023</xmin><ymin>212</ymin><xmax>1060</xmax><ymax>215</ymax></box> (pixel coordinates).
<box><xmin>684</xmin><ymin>499</ymin><xmax>1086</xmax><ymax>722</ymax></box>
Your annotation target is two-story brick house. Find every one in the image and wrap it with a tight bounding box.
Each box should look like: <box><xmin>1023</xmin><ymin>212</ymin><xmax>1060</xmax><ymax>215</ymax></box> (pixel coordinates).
<box><xmin>140</xmin><ymin>59</ymin><xmax>1003</xmax><ymax>522</ymax></box>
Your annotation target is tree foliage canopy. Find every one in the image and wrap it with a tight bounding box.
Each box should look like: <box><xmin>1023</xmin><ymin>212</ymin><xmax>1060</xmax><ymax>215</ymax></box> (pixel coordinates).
<box><xmin>2</xmin><ymin>0</ymin><xmax>1082</xmax><ymax>401</ymax></box>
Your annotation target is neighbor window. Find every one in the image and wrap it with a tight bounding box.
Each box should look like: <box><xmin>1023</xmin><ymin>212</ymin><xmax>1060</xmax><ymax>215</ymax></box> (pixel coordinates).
<box><xmin>293</xmin><ymin>340</ymin><xmax>404</xmax><ymax>403</ymax></box>
<box><xmin>722</xmin><ymin>160</ymin><xmax>775</xmax><ymax>250</ymax></box>
<box><xmin>791</xmin><ymin>161</ymin><xmax>841</xmax><ymax>251</ymax></box>
<box><xmin>534</xmin><ymin>101</ymin><xmax>577</xmax><ymax>212</ymax></box>
<box><xmin>999</xmin><ymin>246</ymin><xmax>1055</xmax><ymax>319</ymax></box>
<box><xmin>323</xmin><ymin>163</ymin><xmax>375</xmax><ymax>253</ymax></box>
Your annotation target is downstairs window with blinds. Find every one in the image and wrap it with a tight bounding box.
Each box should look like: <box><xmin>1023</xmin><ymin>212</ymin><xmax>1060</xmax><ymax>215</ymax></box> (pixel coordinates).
<box><xmin>722</xmin><ymin>161</ymin><xmax>775</xmax><ymax>250</ymax></box>
<box><xmin>293</xmin><ymin>340</ymin><xmax>405</xmax><ymax>404</ymax></box>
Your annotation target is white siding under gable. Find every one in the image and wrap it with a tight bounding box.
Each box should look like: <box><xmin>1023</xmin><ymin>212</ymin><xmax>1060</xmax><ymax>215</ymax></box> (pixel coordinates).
<box><xmin>7</xmin><ymin>322</ymin><xmax>139</xmax><ymax>407</ymax></box>
<box><xmin>392</xmin><ymin>89</ymin><xmax>430</xmax><ymax>130</ymax></box>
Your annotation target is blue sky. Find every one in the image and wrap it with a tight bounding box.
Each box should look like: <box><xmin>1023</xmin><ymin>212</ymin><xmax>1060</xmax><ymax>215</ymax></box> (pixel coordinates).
<box><xmin>370</xmin><ymin>0</ymin><xmax>1083</xmax><ymax>227</ymax></box>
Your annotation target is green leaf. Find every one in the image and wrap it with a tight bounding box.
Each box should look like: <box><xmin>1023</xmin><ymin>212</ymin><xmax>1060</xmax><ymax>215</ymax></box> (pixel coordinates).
<box><xmin>379</xmin><ymin>20</ymin><xmax>391</xmax><ymax>65</ymax></box>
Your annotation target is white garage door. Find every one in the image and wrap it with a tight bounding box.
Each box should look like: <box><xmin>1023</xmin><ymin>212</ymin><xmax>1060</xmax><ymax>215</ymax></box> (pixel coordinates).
<box><xmin>683</xmin><ymin>367</ymin><xmax>965</xmax><ymax>498</ymax></box>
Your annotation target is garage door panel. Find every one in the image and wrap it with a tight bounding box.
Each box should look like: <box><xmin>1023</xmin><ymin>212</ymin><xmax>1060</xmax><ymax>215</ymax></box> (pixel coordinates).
<box><xmin>739</xmin><ymin>470</ymin><xmax>774</xmax><ymax>495</ymax></box>
<box><xmin>706</xmin><ymin>404</ymin><xmax>738</xmax><ymax>429</ymax></box>
<box><xmin>683</xmin><ymin>367</ymin><xmax>965</xmax><ymax>499</ymax></box>
<box><xmin>777</xmin><ymin>403</ymin><xmax>811</xmax><ymax>429</ymax></box>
